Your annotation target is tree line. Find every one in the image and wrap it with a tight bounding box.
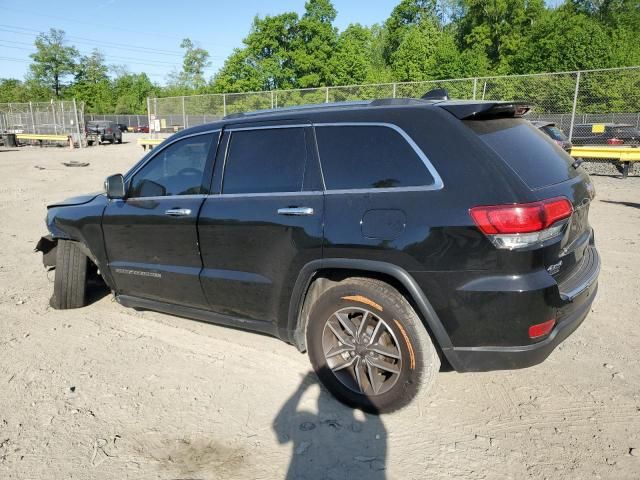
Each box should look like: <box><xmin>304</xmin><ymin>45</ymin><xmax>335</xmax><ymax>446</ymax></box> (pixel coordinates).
<box><xmin>1</xmin><ymin>0</ymin><xmax>638</xmax><ymax>114</ymax></box>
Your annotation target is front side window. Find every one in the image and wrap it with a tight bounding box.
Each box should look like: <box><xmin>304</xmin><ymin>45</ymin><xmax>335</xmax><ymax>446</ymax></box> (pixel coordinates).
<box><xmin>223</xmin><ymin>128</ymin><xmax>307</xmax><ymax>194</ymax></box>
<box><xmin>129</xmin><ymin>133</ymin><xmax>216</xmax><ymax>198</ymax></box>
<box><xmin>315</xmin><ymin>125</ymin><xmax>435</xmax><ymax>190</ymax></box>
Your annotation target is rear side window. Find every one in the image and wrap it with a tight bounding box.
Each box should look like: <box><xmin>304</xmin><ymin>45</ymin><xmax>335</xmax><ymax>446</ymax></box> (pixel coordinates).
<box><xmin>315</xmin><ymin>125</ymin><xmax>434</xmax><ymax>190</ymax></box>
<box><xmin>223</xmin><ymin>128</ymin><xmax>307</xmax><ymax>194</ymax></box>
<box><xmin>466</xmin><ymin>118</ymin><xmax>578</xmax><ymax>189</ymax></box>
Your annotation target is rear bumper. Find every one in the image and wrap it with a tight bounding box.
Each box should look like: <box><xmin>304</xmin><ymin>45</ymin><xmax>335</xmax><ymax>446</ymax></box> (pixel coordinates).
<box><xmin>446</xmin><ymin>276</ymin><xmax>597</xmax><ymax>373</ymax></box>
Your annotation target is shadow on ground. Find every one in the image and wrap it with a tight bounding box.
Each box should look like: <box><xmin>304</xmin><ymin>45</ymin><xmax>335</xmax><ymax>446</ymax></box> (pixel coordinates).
<box><xmin>600</xmin><ymin>200</ymin><xmax>640</xmax><ymax>209</ymax></box>
<box><xmin>273</xmin><ymin>371</ymin><xmax>387</xmax><ymax>480</ymax></box>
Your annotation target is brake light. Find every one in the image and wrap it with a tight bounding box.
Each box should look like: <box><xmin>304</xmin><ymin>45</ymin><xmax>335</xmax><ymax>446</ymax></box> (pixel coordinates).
<box><xmin>107</xmin><ymin>128</ymin><xmax>112</xmax><ymax>133</ymax></box>
<box><xmin>607</xmin><ymin>138</ymin><xmax>624</xmax><ymax>145</ymax></box>
<box><xmin>529</xmin><ymin>319</ymin><xmax>556</xmax><ymax>339</ymax></box>
<box><xmin>470</xmin><ymin>198</ymin><xmax>573</xmax><ymax>249</ymax></box>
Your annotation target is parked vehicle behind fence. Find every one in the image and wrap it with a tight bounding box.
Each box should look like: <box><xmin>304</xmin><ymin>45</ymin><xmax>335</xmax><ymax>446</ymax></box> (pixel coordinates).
<box><xmin>85</xmin><ymin>120</ymin><xmax>123</xmax><ymax>145</ymax></box>
<box><xmin>532</xmin><ymin>121</ymin><xmax>573</xmax><ymax>152</ymax></box>
<box><xmin>572</xmin><ymin>123</ymin><xmax>640</xmax><ymax>146</ymax></box>
<box><xmin>38</xmin><ymin>95</ymin><xmax>600</xmax><ymax>413</ymax></box>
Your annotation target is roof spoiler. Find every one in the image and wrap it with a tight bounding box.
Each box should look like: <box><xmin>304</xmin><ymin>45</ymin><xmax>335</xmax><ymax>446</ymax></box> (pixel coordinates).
<box><xmin>439</xmin><ymin>101</ymin><xmax>531</xmax><ymax>120</ymax></box>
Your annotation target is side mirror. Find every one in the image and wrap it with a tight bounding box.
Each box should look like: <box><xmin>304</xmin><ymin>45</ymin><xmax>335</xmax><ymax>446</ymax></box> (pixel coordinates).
<box><xmin>104</xmin><ymin>174</ymin><xmax>126</xmax><ymax>199</ymax></box>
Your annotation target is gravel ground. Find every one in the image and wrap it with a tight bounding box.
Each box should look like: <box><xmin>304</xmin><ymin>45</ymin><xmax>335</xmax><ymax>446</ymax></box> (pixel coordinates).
<box><xmin>0</xmin><ymin>138</ymin><xmax>639</xmax><ymax>479</ymax></box>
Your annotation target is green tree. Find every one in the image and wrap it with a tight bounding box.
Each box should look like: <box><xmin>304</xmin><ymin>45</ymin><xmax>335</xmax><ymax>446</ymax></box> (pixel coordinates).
<box><xmin>293</xmin><ymin>0</ymin><xmax>339</xmax><ymax>87</ymax></box>
<box><xmin>328</xmin><ymin>24</ymin><xmax>375</xmax><ymax>85</ymax></box>
<box><xmin>510</xmin><ymin>8</ymin><xmax>614</xmax><ymax>73</ymax></box>
<box><xmin>112</xmin><ymin>72</ymin><xmax>157</xmax><ymax>114</ymax></box>
<box><xmin>0</xmin><ymin>79</ymin><xmax>31</xmax><ymax>103</ymax></box>
<box><xmin>68</xmin><ymin>50</ymin><xmax>113</xmax><ymax>112</ymax></box>
<box><xmin>212</xmin><ymin>12</ymin><xmax>299</xmax><ymax>92</ymax></box>
<box><xmin>174</xmin><ymin>38</ymin><xmax>211</xmax><ymax>89</ymax></box>
<box><xmin>29</xmin><ymin>28</ymin><xmax>79</xmax><ymax>97</ymax></box>
<box><xmin>457</xmin><ymin>0</ymin><xmax>545</xmax><ymax>69</ymax></box>
<box><xmin>390</xmin><ymin>19</ymin><xmax>441</xmax><ymax>81</ymax></box>
<box><xmin>384</xmin><ymin>0</ymin><xmax>439</xmax><ymax>62</ymax></box>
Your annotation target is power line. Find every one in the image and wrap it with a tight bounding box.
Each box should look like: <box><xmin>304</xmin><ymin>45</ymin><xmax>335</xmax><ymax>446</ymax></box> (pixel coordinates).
<box><xmin>0</xmin><ymin>23</ymin><xmax>227</xmax><ymax>59</ymax></box>
<box><xmin>0</xmin><ymin>24</ymin><xmax>184</xmax><ymax>56</ymax></box>
<box><xmin>0</xmin><ymin>41</ymin><xmax>183</xmax><ymax>68</ymax></box>
<box><xmin>4</xmin><ymin>7</ymin><xmax>190</xmax><ymax>43</ymax></box>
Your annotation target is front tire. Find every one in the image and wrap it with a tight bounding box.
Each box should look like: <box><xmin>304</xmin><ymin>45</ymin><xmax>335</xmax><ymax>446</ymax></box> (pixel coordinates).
<box><xmin>50</xmin><ymin>240</ymin><xmax>88</xmax><ymax>310</ymax></box>
<box><xmin>306</xmin><ymin>278</ymin><xmax>440</xmax><ymax>413</ymax></box>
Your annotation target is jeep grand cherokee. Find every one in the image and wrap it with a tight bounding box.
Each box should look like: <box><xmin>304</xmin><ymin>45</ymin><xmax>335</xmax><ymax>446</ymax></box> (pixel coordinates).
<box><xmin>37</xmin><ymin>97</ymin><xmax>600</xmax><ymax>413</ymax></box>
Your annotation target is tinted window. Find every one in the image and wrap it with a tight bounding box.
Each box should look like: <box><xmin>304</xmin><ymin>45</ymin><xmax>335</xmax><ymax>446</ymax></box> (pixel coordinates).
<box><xmin>315</xmin><ymin>125</ymin><xmax>434</xmax><ymax>190</ymax></box>
<box><xmin>542</xmin><ymin>125</ymin><xmax>568</xmax><ymax>141</ymax></box>
<box><xmin>223</xmin><ymin>128</ymin><xmax>307</xmax><ymax>194</ymax></box>
<box><xmin>466</xmin><ymin>119</ymin><xmax>578</xmax><ymax>189</ymax></box>
<box><xmin>129</xmin><ymin>133</ymin><xmax>215</xmax><ymax>198</ymax></box>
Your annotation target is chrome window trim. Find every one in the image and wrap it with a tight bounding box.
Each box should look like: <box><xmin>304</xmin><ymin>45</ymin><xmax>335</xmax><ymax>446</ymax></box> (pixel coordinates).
<box><xmin>124</xmin><ymin>129</ymin><xmax>221</xmax><ymax>183</ymax></box>
<box><xmin>211</xmin><ymin>191</ymin><xmax>323</xmax><ymax>199</ymax></box>
<box><xmin>313</xmin><ymin>122</ymin><xmax>444</xmax><ymax>192</ymax></box>
<box><xmin>111</xmin><ymin>194</ymin><xmax>208</xmax><ymax>203</ymax></box>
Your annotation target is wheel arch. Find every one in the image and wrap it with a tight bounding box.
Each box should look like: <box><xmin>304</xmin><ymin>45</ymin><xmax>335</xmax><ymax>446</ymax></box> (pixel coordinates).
<box><xmin>285</xmin><ymin>258</ymin><xmax>454</xmax><ymax>361</ymax></box>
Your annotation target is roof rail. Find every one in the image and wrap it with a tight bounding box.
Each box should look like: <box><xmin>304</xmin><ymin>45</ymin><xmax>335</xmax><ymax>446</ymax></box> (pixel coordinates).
<box><xmin>223</xmin><ymin>100</ymin><xmax>370</xmax><ymax>119</ymax></box>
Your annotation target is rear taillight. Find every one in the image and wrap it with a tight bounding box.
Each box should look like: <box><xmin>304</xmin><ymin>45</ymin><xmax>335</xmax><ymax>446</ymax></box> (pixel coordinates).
<box><xmin>607</xmin><ymin>138</ymin><xmax>624</xmax><ymax>145</ymax></box>
<box><xmin>470</xmin><ymin>198</ymin><xmax>573</xmax><ymax>250</ymax></box>
<box><xmin>107</xmin><ymin>128</ymin><xmax>112</xmax><ymax>133</ymax></box>
<box><xmin>529</xmin><ymin>319</ymin><xmax>556</xmax><ymax>339</ymax></box>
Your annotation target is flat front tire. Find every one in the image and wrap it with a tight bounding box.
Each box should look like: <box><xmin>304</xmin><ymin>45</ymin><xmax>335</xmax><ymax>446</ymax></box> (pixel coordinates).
<box><xmin>306</xmin><ymin>278</ymin><xmax>440</xmax><ymax>414</ymax></box>
<box><xmin>50</xmin><ymin>240</ymin><xmax>88</xmax><ymax>310</ymax></box>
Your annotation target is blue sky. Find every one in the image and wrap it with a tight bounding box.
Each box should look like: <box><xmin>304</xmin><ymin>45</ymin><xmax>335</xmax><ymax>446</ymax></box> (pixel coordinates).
<box><xmin>0</xmin><ymin>0</ymin><xmax>401</xmax><ymax>83</ymax></box>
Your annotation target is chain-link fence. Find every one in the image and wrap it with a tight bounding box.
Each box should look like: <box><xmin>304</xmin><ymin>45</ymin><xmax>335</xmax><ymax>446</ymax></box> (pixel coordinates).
<box><xmin>0</xmin><ymin>100</ymin><xmax>85</xmax><ymax>140</ymax></box>
<box><xmin>148</xmin><ymin>66</ymin><xmax>640</xmax><ymax>140</ymax></box>
<box><xmin>85</xmin><ymin>114</ymin><xmax>148</xmax><ymax>128</ymax></box>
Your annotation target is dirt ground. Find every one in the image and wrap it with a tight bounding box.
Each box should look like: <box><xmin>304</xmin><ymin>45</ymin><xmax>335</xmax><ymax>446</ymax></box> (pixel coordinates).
<box><xmin>0</xmin><ymin>136</ymin><xmax>639</xmax><ymax>480</ymax></box>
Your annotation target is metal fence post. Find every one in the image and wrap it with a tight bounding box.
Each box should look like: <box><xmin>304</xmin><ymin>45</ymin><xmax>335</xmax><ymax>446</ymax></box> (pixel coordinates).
<box><xmin>568</xmin><ymin>71</ymin><xmax>581</xmax><ymax>142</ymax></box>
<box><xmin>182</xmin><ymin>96</ymin><xmax>186</xmax><ymax>129</ymax></box>
<box><xmin>72</xmin><ymin>98</ymin><xmax>83</xmax><ymax>148</ymax></box>
<box><xmin>223</xmin><ymin>94</ymin><xmax>227</xmax><ymax>117</ymax></box>
<box><xmin>472</xmin><ymin>78</ymin><xmax>478</xmax><ymax>100</ymax></box>
<box><xmin>29</xmin><ymin>102</ymin><xmax>35</xmax><ymax>134</ymax></box>
<box><xmin>392</xmin><ymin>83</ymin><xmax>397</xmax><ymax>98</ymax></box>
<box><xmin>325</xmin><ymin>87</ymin><xmax>330</xmax><ymax>103</ymax></box>
<box><xmin>271</xmin><ymin>91</ymin><xmax>275</xmax><ymax>109</ymax></box>
<box><xmin>146</xmin><ymin>97</ymin><xmax>152</xmax><ymax>136</ymax></box>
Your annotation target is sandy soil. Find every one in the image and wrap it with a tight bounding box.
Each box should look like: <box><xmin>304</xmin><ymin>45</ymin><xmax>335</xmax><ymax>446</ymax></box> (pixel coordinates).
<box><xmin>0</xmin><ymin>137</ymin><xmax>639</xmax><ymax>479</ymax></box>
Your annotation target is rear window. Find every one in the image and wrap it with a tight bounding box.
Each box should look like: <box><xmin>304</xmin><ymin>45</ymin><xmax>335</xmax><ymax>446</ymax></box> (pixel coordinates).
<box><xmin>315</xmin><ymin>125</ymin><xmax>434</xmax><ymax>190</ymax></box>
<box><xmin>542</xmin><ymin>125</ymin><xmax>567</xmax><ymax>141</ymax></box>
<box><xmin>465</xmin><ymin>118</ymin><xmax>578</xmax><ymax>189</ymax></box>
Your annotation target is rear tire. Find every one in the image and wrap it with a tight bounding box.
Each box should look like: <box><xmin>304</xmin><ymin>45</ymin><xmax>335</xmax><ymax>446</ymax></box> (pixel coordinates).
<box><xmin>50</xmin><ymin>240</ymin><xmax>88</xmax><ymax>310</ymax></box>
<box><xmin>306</xmin><ymin>277</ymin><xmax>440</xmax><ymax>414</ymax></box>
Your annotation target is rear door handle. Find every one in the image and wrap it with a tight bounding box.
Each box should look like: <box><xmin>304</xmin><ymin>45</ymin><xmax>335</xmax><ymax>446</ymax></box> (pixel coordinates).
<box><xmin>165</xmin><ymin>208</ymin><xmax>192</xmax><ymax>217</ymax></box>
<box><xmin>277</xmin><ymin>207</ymin><xmax>314</xmax><ymax>216</ymax></box>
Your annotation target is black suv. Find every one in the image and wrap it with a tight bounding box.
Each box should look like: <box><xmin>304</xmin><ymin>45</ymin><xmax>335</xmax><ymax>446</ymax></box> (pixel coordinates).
<box><xmin>86</xmin><ymin>120</ymin><xmax>123</xmax><ymax>145</ymax></box>
<box><xmin>572</xmin><ymin>123</ymin><xmax>640</xmax><ymax>146</ymax></box>
<box><xmin>38</xmin><ymin>98</ymin><xmax>600</xmax><ymax>413</ymax></box>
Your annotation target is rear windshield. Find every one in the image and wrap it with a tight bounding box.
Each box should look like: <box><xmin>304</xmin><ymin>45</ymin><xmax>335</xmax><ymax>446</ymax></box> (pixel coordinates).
<box><xmin>542</xmin><ymin>125</ymin><xmax>567</xmax><ymax>141</ymax></box>
<box><xmin>465</xmin><ymin>118</ymin><xmax>578</xmax><ymax>189</ymax></box>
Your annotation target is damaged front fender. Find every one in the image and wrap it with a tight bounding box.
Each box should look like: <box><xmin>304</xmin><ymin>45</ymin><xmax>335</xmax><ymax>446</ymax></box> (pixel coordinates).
<box><xmin>35</xmin><ymin>235</ymin><xmax>57</xmax><ymax>268</ymax></box>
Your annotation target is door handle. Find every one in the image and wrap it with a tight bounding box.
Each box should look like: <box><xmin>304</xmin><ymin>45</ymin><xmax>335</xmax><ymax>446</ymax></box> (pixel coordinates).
<box><xmin>277</xmin><ymin>207</ymin><xmax>314</xmax><ymax>216</ymax></box>
<box><xmin>165</xmin><ymin>208</ymin><xmax>192</xmax><ymax>217</ymax></box>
